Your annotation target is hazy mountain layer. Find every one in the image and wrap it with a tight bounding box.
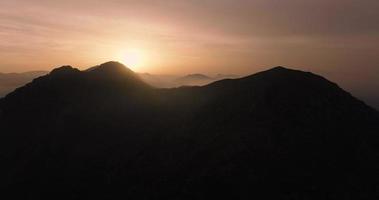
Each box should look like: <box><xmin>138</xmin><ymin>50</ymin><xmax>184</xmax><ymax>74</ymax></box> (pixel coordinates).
<box><xmin>0</xmin><ymin>71</ymin><xmax>47</xmax><ymax>97</ymax></box>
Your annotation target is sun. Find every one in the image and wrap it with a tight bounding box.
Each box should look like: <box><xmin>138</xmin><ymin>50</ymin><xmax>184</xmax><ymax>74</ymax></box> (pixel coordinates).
<box><xmin>117</xmin><ymin>49</ymin><xmax>145</xmax><ymax>70</ymax></box>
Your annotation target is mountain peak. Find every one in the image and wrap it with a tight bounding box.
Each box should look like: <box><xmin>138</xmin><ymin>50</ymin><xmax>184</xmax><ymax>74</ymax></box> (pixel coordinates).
<box><xmin>99</xmin><ymin>61</ymin><xmax>128</xmax><ymax>69</ymax></box>
<box><xmin>269</xmin><ymin>66</ymin><xmax>292</xmax><ymax>71</ymax></box>
<box><xmin>50</xmin><ymin>65</ymin><xmax>80</xmax><ymax>76</ymax></box>
<box><xmin>87</xmin><ymin>61</ymin><xmax>136</xmax><ymax>76</ymax></box>
<box><xmin>250</xmin><ymin>66</ymin><xmax>314</xmax><ymax>79</ymax></box>
<box><xmin>84</xmin><ymin>61</ymin><xmax>149</xmax><ymax>89</ymax></box>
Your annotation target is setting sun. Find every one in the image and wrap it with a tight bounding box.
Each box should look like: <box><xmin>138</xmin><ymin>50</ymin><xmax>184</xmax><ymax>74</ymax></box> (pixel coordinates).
<box><xmin>117</xmin><ymin>49</ymin><xmax>145</xmax><ymax>70</ymax></box>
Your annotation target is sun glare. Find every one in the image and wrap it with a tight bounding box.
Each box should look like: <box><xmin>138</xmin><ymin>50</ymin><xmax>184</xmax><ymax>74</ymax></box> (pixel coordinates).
<box><xmin>117</xmin><ymin>49</ymin><xmax>145</xmax><ymax>70</ymax></box>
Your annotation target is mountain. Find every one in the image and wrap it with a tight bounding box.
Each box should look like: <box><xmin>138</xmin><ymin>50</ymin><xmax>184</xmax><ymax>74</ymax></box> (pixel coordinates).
<box><xmin>0</xmin><ymin>71</ymin><xmax>47</xmax><ymax>97</ymax></box>
<box><xmin>364</xmin><ymin>95</ymin><xmax>379</xmax><ymax>110</ymax></box>
<box><xmin>0</xmin><ymin>63</ymin><xmax>378</xmax><ymax>199</ymax></box>
<box><xmin>1</xmin><ymin>69</ymin><xmax>378</xmax><ymax>110</ymax></box>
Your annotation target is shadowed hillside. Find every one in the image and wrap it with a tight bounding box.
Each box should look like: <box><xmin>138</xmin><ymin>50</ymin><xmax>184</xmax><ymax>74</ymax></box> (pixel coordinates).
<box><xmin>0</xmin><ymin>62</ymin><xmax>378</xmax><ymax>199</ymax></box>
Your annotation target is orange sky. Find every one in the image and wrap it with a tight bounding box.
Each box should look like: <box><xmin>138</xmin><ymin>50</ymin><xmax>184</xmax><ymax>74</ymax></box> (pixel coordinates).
<box><xmin>0</xmin><ymin>0</ymin><xmax>378</xmax><ymax>82</ymax></box>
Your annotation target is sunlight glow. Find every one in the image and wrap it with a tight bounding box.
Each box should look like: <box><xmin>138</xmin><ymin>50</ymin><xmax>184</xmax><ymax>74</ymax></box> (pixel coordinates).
<box><xmin>117</xmin><ymin>49</ymin><xmax>145</xmax><ymax>70</ymax></box>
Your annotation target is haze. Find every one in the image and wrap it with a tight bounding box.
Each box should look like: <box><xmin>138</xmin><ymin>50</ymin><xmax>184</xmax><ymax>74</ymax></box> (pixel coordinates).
<box><xmin>0</xmin><ymin>0</ymin><xmax>378</xmax><ymax>107</ymax></box>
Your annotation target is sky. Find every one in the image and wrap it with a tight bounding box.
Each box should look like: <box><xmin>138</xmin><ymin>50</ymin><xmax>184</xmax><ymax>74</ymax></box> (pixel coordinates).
<box><xmin>0</xmin><ymin>1</ymin><xmax>378</xmax><ymax>85</ymax></box>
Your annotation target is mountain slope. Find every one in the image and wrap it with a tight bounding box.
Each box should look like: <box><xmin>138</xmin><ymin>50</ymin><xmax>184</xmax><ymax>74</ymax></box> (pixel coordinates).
<box><xmin>0</xmin><ymin>63</ymin><xmax>378</xmax><ymax>199</ymax></box>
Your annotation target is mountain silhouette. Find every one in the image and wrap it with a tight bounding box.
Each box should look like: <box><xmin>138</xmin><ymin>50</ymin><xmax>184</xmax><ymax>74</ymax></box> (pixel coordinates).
<box><xmin>0</xmin><ymin>62</ymin><xmax>378</xmax><ymax>199</ymax></box>
<box><xmin>87</xmin><ymin>61</ymin><xmax>141</xmax><ymax>79</ymax></box>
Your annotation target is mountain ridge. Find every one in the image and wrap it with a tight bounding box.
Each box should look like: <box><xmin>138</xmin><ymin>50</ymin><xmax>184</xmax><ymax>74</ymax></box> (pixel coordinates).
<box><xmin>1</xmin><ymin>64</ymin><xmax>377</xmax><ymax>111</ymax></box>
<box><xmin>0</xmin><ymin>62</ymin><xmax>378</xmax><ymax>199</ymax></box>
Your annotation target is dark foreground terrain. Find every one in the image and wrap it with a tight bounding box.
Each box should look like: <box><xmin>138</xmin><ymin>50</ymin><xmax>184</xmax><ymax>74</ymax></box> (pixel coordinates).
<box><xmin>0</xmin><ymin>62</ymin><xmax>378</xmax><ymax>199</ymax></box>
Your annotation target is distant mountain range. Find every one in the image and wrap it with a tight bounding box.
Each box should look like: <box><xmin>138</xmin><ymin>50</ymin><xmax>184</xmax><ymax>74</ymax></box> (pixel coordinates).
<box><xmin>138</xmin><ymin>72</ymin><xmax>240</xmax><ymax>88</ymax></box>
<box><xmin>174</xmin><ymin>73</ymin><xmax>213</xmax><ymax>86</ymax></box>
<box><xmin>0</xmin><ymin>70</ymin><xmax>238</xmax><ymax>97</ymax></box>
<box><xmin>1</xmin><ymin>61</ymin><xmax>378</xmax><ymax>199</ymax></box>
